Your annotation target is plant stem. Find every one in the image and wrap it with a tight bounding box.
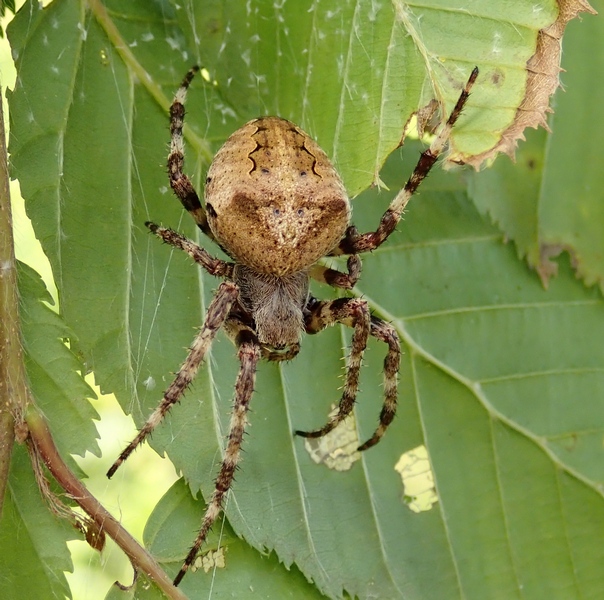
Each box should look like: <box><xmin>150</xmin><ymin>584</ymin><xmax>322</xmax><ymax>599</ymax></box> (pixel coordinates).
<box><xmin>0</xmin><ymin>83</ymin><xmax>23</xmax><ymax>519</ymax></box>
<box><xmin>26</xmin><ymin>407</ymin><xmax>189</xmax><ymax>600</ymax></box>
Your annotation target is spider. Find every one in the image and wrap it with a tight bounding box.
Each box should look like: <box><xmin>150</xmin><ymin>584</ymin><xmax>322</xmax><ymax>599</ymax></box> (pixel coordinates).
<box><xmin>107</xmin><ymin>65</ymin><xmax>479</xmax><ymax>586</ymax></box>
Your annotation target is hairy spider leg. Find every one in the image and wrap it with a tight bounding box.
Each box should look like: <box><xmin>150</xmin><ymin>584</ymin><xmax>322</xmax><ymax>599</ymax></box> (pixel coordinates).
<box><xmin>357</xmin><ymin>318</ymin><xmax>400</xmax><ymax>450</ymax></box>
<box><xmin>106</xmin><ymin>282</ymin><xmax>239</xmax><ymax>479</ymax></box>
<box><xmin>296</xmin><ymin>298</ymin><xmax>371</xmax><ymax>439</ymax></box>
<box><xmin>105</xmin><ymin>64</ymin><xmax>477</xmax><ymax>586</ymax></box>
<box><xmin>336</xmin><ymin>67</ymin><xmax>479</xmax><ymax>255</ymax></box>
<box><xmin>308</xmin><ymin>254</ymin><xmax>362</xmax><ymax>290</ymax></box>
<box><xmin>168</xmin><ymin>65</ymin><xmax>215</xmax><ymax>240</ymax></box>
<box><xmin>145</xmin><ymin>222</ymin><xmax>234</xmax><ymax>278</ymax></box>
<box><xmin>174</xmin><ymin>332</ymin><xmax>261</xmax><ymax>586</ymax></box>
<box><xmin>296</xmin><ymin>298</ymin><xmax>401</xmax><ymax>449</ymax></box>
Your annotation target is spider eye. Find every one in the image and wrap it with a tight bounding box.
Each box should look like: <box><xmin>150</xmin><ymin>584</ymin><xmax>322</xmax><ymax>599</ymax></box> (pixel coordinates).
<box><xmin>297</xmin><ymin>208</ymin><xmax>304</xmax><ymax>216</ymax></box>
<box><xmin>273</xmin><ymin>208</ymin><xmax>281</xmax><ymax>216</ymax></box>
<box><xmin>206</xmin><ymin>203</ymin><xmax>217</xmax><ymax>218</ymax></box>
<box><xmin>300</xmin><ymin>170</ymin><xmax>307</xmax><ymax>177</ymax></box>
<box><xmin>206</xmin><ymin>176</ymin><xmax>212</xmax><ymax>184</ymax></box>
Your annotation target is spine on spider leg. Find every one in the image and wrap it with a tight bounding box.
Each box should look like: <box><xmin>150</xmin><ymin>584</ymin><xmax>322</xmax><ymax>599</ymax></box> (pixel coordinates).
<box><xmin>173</xmin><ymin>337</ymin><xmax>261</xmax><ymax>587</ymax></box>
<box><xmin>106</xmin><ymin>282</ymin><xmax>239</xmax><ymax>480</ymax></box>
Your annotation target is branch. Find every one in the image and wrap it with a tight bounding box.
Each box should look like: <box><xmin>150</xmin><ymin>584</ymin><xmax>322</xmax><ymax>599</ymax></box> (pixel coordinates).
<box><xmin>25</xmin><ymin>407</ymin><xmax>188</xmax><ymax>600</ymax></box>
<box><xmin>0</xmin><ymin>83</ymin><xmax>21</xmax><ymax>518</ymax></box>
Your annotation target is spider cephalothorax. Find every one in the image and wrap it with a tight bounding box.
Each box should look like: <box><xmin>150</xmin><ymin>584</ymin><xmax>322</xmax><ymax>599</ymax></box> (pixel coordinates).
<box><xmin>107</xmin><ymin>65</ymin><xmax>478</xmax><ymax>586</ymax></box>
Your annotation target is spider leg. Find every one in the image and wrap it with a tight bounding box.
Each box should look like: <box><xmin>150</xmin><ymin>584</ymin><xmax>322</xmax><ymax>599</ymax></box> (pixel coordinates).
<box><xmin>174</xmin><ymin>330</ymin><xmax>261</xmax><ymax>586</ymax></box>
<box><xmin>357</xmin><ymin>317</ymin><xmax>400</xmax><ymax>450</ymax></box>
<box><xmin>168</xmin><ymin>65</ymin><xmax>215</xmax><ymax>240</ymax></box>
<box><xmin>296</xmin><ymin>299</ymin><xmax>401</xmax><ymax>450</ymax></box>
<box><xmin>309</xmin><ymin>254</ymin><xmax>362</xmax><ymax>290</ymax></box>
<box><xmin>106</xmin><ymin>281</ymin><xmax>239</xmax><ymax>479</ymax></box>
<box><xmin>146</xmin><ymin>222</ymin><xmax>233</xmax><ymax>278</ymax></box>
<box><xmin>336</xmin><ymin>67</ymin><xmax>479</xmax><ymax>255</ymax></box>
<box><xmin>296</xmin><ymin>297</ymin><xmax>372</xmax><ymax>440</ymax></box>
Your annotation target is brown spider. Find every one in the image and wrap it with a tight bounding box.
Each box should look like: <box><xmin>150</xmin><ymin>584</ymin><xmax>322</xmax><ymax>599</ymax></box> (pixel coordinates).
<box><xmin>107</xmin><ymin>65</ymin><xmax>478</xmax><ymax>586</ymax></box>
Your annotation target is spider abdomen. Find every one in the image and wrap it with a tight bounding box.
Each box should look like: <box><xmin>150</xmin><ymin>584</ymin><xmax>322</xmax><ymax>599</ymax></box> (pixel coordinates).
<box><xmin>205</xmin><ymin>117</ymin><xmax>351</xmax><ymax>277</ymax></box>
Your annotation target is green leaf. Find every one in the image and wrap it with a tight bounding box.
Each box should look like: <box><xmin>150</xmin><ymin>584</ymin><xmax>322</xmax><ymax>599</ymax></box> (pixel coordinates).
<box><xmin>18</xmin><ymin>261</ymin><xmax>99</xmax><ymax>459</ymax></box>
<box><xmin>0</xmin><ymin>446</ymin><xmax>75</xmax><ymax>600</ymax></box>
<box><xmin>171</xmin><ymin>0</ymin><xmax>559</xmax><ymax>181</ymax></box>
<box><xmin>7</xmin><ymin>1</ymin><xmax>602</xmax><ymax>599</ymax></box>
<box><xmin>468</xmin><ymin>14</ymin><xmax>604</xmax><ymax>290</ymax></box>
<box><xmin>538</xmin><ymin>13</ymin><xmax>604</xmax><ymax>289</ymax></box>
<box><xmin>136</xmin><ymin>479</ymin><xmax>327</xmax><ymax>599</ymax></box>
<box><xmin>0</xmin><ymin>262</ymin><xmax>97</xmax><ymax>599</ymax></box>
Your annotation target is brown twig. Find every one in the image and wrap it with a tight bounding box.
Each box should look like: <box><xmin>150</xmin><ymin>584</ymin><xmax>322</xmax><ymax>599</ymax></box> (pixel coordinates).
<box><xmin>25</xmin><ymin>407</ymin><xmax>188</xmax><ymax>600</ymax></box>
<box><xmin>0</xmin><ymin>83</ymin><xmax>21</xmax><ymax>518</ymax></box>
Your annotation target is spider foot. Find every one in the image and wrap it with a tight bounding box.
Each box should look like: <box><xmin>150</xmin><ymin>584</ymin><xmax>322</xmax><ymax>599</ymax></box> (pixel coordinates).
<box><xmin>294</xmin><ymin>428</ymin><xmax>318</xmax><ymax>439</ymax></box>
<box><xmin>294</xmin><ymin>421</ymin><xmax>339</xmax><ymax>439</ymax></box>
